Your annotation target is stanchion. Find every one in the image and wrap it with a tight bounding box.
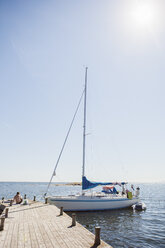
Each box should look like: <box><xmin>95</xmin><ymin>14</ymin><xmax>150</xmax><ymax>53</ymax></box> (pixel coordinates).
<box><xmin>60</xmin><ymin>207</ymin><xmax>63</xmax><ymax>215</ymax></box>
<box><xmin>5</xmin><ymin>208</ymin><xmax>9</xmax><ymax>218</ymax></box>
<box><xmin>94</xmin><ymin>226</ymin><xmax>101</xmax><ymax>246</ymax></box>
<box><xmin>0</xmin><ymin>217</ymin><xmax>5</xmax><ymax>231</ymax></box>
<box><xmin>72</xmin><ymin>213</ymin><xmax>76</xmax><ymax>226</ymax></box>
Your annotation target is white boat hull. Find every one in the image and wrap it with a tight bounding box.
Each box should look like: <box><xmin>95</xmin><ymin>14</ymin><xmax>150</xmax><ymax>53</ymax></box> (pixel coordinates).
<box><xmin>47</xmin><ymin>195</ymin><xmax>139</xmax><ymax>211</ymax></box>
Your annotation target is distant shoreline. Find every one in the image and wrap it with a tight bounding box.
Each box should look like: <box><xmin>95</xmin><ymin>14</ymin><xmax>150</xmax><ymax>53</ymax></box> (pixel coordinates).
<box><xmin>0</xmin><ymin>181</ymin><xmax>165</xmax><ymax>184</ymax></box>
<box><xmin>55</xmin><ymin>182</ymin><xmax>82</xmax><ymax>186</ymax></box>
<box><xmin>0</xmin><ymin>181</ymin><xmax>82</xmax><ymax>186</ymax></box>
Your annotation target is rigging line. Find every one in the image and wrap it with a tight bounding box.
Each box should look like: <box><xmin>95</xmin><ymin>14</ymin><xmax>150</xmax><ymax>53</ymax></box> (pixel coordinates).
<box><xmin>44</xmin><ymin>88</ymin><xmax>85</xmax><ymax>197</ymax></box>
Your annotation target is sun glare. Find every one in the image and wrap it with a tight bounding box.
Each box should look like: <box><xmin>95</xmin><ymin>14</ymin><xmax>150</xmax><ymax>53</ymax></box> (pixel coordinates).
<box><xmin>131</xmin><ymin>1</ymin><xmax>158</xmax><ymax>29</ymax></box>
<box><xmin>114</xmin><ymin>1</ymin><xmax>164</xmax><ymax>53</ymax></box>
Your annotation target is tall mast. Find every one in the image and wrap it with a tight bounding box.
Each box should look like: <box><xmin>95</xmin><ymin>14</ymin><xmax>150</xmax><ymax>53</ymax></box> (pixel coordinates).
<box><xmin>82</xmin><ymin>67</ymin><xmax>88</xmax><ymax>178</ymax></box>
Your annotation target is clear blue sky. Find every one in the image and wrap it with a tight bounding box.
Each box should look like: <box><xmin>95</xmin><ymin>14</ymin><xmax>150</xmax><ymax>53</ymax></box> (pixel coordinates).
<box><xmin>0</xmin><ymin>0</ymin><xmax>165</xmax><ymax>182</ymax></box>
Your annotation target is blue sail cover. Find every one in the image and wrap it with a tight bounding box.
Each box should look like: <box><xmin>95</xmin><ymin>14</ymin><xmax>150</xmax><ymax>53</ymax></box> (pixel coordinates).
<box><xmin>82</xmin><ymin>176</ymin><xmax>126</xmax><ymax>190</ymax></box>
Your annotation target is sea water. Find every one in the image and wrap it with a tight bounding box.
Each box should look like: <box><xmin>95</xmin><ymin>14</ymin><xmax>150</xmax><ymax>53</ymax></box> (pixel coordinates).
<box><xmin>0</xmin><ymin>182</ymin><xmax>165</xmax><ymax>248</ymax></box>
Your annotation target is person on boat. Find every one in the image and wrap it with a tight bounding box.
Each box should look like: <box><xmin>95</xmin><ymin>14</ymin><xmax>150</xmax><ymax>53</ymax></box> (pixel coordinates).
<box><xmin>13</xmin><ymin>192</ymin><xmax>23</xmax><ymax>204</ymax></box>
<box><xmin>122</xmin><ymin>185</ymin><xmax>126</xmax><ymax>195</ymax></box>
<box><xmin>131</xmin><ymin>184</ymin><xmax>134</xmax><ymax>191</ymax></box>
<box><xmin>135</xmin><ymin>187</ymin><xmax>140</xmax><ymax>197</ymax></box>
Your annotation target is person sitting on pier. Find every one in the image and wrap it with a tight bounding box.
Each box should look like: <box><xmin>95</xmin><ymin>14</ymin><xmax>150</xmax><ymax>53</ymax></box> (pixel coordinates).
<box><xmin>13</xmin><ymin>192</ymin><xmax>23</xmax><ymax>204</ymax></box>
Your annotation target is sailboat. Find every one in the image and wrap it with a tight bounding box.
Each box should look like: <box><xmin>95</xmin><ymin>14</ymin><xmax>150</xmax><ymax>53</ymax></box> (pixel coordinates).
<box><xmin>46</xmin><ymin>68</ymin><xmax>140</xmax><ymax>211</ymax></box>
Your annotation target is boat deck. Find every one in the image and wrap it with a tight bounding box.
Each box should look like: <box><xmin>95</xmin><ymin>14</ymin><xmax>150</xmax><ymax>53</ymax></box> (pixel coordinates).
<box><xmin>0</xmin><ymin>200</ymin><xmax>112</xmax><ymax>248</ymax></box>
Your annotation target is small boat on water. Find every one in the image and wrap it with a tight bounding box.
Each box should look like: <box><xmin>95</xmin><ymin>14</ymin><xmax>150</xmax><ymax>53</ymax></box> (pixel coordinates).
<box><xmin>46</xmin><ymin>68</ymin><xmax>140</xmax><ymax>211</ymax></box>
<box><xmin>132</xmin><ymin>202</ymin><xmax>146</xmax><ymax>211</ymax></box>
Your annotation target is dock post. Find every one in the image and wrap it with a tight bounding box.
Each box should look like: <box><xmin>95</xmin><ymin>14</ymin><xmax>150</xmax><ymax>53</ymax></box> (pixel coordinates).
<box><xmin>10</xmin><ymin>200</ymin><xmax>13</xmax><ymax>206</ymax></box>
<box><xmin>5</xmin><ymin>208</ymin><xmax>9</xmax><ymax>218</ymax></box>
<box><xmin>72</xmin><ymin>213</ymin><xmax>76</xmax><ymax>226</ymax></box>
<box><xmin>60</xmin><ymin>207</ymin><xmax>63</xmax><ymax>215</ymax></box>
<box><xmin>94</xmin><ymin>226</ymin><xmax>101</xmax><ymax>246</ymax></box>
<box><xmin>45</xmin><ymin>198</ymin><xmax>48</xmax><ymax>204</ymax></box>
<box><xmin>0</xmin><ymin>217</ymin><xmax>5</xmax><ymax>231</ymax></box>
<box><xmin>33</xmin><ymin>196</ymin><xmax>36</xmax><ymax>201</ymax></box>
<box><xmin>24</xmin><ymin>194</ymin><xmax>27</xmax><ymax>199</ymax></box>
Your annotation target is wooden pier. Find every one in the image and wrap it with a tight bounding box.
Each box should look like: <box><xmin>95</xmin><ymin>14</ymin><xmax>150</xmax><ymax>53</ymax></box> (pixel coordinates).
<box><xmin>0</xmin><ymin>200</ymin><xmax>112</xmax><ymax>248</ymax></box>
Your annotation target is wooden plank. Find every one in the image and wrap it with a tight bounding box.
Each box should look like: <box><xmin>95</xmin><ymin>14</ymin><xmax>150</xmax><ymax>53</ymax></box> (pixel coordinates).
<box><xmin>0</xmin><ymin>201</ymin><xmax>112</xmax><ymax>248</ymax></box>
<box><xmin>47</xmin><ymin>207</ymin><xmax>84</xmax><ymax>248</ymax></box>
<box><xmin>32</xmin><ymin>209</ymin><xmax>53</xmax><ymax>248</ymax></box>
<box><xmin>17</xmin><ymin>210</ymin><xmax>25</xmax><ymax>248</ymax></box>
<box><xmin>48</xmin><ymin>206</ymin><xmax>93</xmax><ymax>247</ymax></box>
<box><xmin>10</xmin><ymin>222</ymin><xmax>19</xmax><ymax>248</ymax></box>
<box><xmin>2</xmin><ymin>222</ymin><xmax>14</xmax><ymax>248</ymax></box>
<box><xmin>35</xmin><ymin>204</ymin><xmax>70</xmax><ymax>248</ymax></box>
